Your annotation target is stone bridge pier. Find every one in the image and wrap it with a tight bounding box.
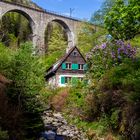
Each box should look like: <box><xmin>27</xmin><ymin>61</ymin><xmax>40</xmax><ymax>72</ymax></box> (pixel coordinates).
<box><xmin>0</xmin><ymin>0</ymin><xmax>81</xmax><ymax>54</ymax></box>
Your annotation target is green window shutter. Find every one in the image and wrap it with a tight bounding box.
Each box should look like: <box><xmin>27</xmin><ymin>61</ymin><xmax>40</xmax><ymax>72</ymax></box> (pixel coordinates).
<box><xmin>61</xmin><ymin>77</ymin><xmax>65</xmax><ymax>84</ymax></box>
<box><xmin>62</xmin><ymin>63</ymin><xmax>66</xmax><ymax>70</ymax></box>
<box><xmin>84</xmin><ymin>64</ymin><xmax>88</xmax><ymax>71</ymax></box>
<box><xmin>72</xmin><ymin>63</ymin><xmax>78</xmax><ymax>70</ymax></box>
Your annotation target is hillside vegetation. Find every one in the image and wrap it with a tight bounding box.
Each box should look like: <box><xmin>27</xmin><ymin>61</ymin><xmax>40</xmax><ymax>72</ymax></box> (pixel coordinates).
<box><xmin>0</xmin><ymin>0</ymin><xmax>139</xmax><ymax>140</ymax></box>
<box><xmin>5</xmin><ymin>0</ymin><xmax>42</xmax><ymax>9</ymax></box>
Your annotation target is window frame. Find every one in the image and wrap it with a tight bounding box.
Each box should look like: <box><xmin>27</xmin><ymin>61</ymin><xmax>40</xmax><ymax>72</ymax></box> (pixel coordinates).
<box><xmin>73</xmin><ymin>51</ymin><xmax>77</xmax><ymax>56</ymax></box>
<box><xmin>65</xmin><ymin>77</ymin><xmax>72</xmax><ymax>84</ymax></box>
<box><xmin>78</xmin><ymin>64</ymin><xmax>84</xmax><ymax>70</ymax></box>
<box><xmin>65</xmin><ymin>62</ymin><xmax>72</xmax><ymax>70</ymax></box>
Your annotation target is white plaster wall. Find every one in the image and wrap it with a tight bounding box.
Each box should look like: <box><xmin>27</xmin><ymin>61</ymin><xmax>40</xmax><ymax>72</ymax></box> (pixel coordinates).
<box><xmin>48</xmin><ymin>76</ymin><xmax>56</xmax><ymax>87</ymax></box>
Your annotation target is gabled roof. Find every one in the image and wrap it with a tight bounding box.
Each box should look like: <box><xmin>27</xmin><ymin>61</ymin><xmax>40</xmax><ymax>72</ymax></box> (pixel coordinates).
<box><xmin>45</xmin><ymin>46</ymin><xmax>86</xmax><ymax>79</ymax></box>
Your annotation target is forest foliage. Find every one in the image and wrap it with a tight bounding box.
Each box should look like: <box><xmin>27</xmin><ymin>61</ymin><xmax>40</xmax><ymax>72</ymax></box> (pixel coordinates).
<box><xmin>104</xmin><ymin>0</ymin><xmax>140</xmax><ymax>40</ymax></box>
<box><xmin>0</xmin><ymin>0</ymin><xmax>140</xmax><ymax>140</ymax></box>
<box><xmin>0</xmin><ymin>43</ymin><xmax>46</xmax><ymax>140</ymax></box>
<box><xmin>64</xmin><ymin>0</ymin><xmax>140</xmax><ymax>139</ymax></box>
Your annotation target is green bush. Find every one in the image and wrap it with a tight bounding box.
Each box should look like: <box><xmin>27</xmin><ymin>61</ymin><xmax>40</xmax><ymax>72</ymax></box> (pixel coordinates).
<box><xmin>84</xmin><ymin>38</ymin><xmax>140</xmax><ymax>139</ymax></box>
<box><xmin>66</xmin><ymin>85</ymin><xmax>87</xmax><ymax>117</ymax></box>
<box><xmin>0</xmin><ymin>42</ymin><xmax>46</xmax><ymax>139</ymax></box>
<box><xmin>86</xmin><ymin>40</ymin><xmax>137</xmax><ymax>80</ymax></box>
<box><xmin>91</xmin><ymin>59</ymin><xmax>140</xmax><ymax>138</ymax></box>
<box><xmin>110</xmin><ymin>109</ymin><xmax>121</xmax><ymax>129</ymax></box>
<box><xmin>0</xmin><ymin>43</ymin><xmax>13</xmax><ymax>74</ymax></box>
<box><xmin>0</xmin><ymin>127</ymin><xmax>9</xmax><ymax>140</ymax></box>
<box><xmin>101</xmin><ymin>59</ymin><xmax>140</xmax><ymax>102</ymax></box>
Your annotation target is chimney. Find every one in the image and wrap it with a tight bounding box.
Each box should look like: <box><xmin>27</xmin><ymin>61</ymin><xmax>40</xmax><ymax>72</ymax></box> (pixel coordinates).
<box><xmin>66</xmin><ymin>46</ymin><xmax>72</xmax><ymax>53</ymax></box>
<box><xmin>66</xmin><ymin>39</ymin><xmax>74</xmax><ymax>53</ymax></box>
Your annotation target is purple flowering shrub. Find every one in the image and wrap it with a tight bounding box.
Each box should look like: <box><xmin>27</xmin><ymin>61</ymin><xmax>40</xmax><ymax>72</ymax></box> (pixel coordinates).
<box><xmin>86</xmin><ymin>40</ymin><xmax>136</xmax><ymax>79</ymax></box>
<box><xmin>84</xmin><ymin>40</ymin><xmax>140</xmax><ymax>139</ymax></box>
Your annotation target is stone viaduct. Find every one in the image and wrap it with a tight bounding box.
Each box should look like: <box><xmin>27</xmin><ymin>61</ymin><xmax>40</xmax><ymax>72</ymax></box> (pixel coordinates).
<box><xmin>0</xmin><ymin>0</ymin><xmax>82</xmax><ymax>53</ymax></box>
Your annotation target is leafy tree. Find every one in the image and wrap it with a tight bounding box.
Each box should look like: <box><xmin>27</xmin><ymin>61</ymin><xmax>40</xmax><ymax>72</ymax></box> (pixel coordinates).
<box><xmin>77</xmin><ymin>22</ymin><xmax>107</xmax><ymax>55</ymax></box>
<box><xmin>0</xmin><ymin>0</ymin><xmax>41</xmax><ymax>47</ymax></box>
<box><xmin>0</xmin><ymin>12</ymin><xmax>32</xmax><ymax>47</ymax></box>
<box><xmin>77</xmin><ymin>22</ymin><xmax>95</xmax><ymax>53</ymax></box>
<box><xmin>90</xmin><ymin>0</ymin><xmax>117</xmax><ymax>25</ymax></box>
<box><xmin>0</xmin><ymin>127</ymin><xmax>8</xmax><ymax>140</ymax></box>
<box><xmin>86</xmin><ymin>40</ymin><xmax>136</xmax><ymax>81</ymax></box>
<box><xmin>0</xmin><ymin>43</ymin><xmax>45</xmax><ymax>139</ymax></box>
<box><xmin>85</xmin><ymin>39</ymin><xmax>140</xmax><ymax>139</ymax></box>
<box><xmin>5</xmin><ymin>0</ymin><xmax>42</xmax><ymax>9</ymax></box>
<box><xmin>47</xmin><ymin>22</ymin><xmax>67</xmax><ymax>53</ymax></box>
<box><xmin>44</xmin><ymin>22</ymin><xmax>67</xmax><ymax>69</ymax></box>
<box><xmin>104</xmin><ymin>0</ymin><xmax>140</xmax><ymax>40</ymax></box>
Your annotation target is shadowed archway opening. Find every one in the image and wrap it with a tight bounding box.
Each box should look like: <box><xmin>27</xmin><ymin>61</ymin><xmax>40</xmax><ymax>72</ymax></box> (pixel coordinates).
<box><xmin>44</xmin><ymin>19</ymin><xmax>74</xmax><ymax>53</ymax></box>
<box><xmin>45</xmin><ymin>20</ymin><xmax>69</xmax><ymax>52</ymax></box>
<box><xmin>44</xmin><ymin>19</ymin><xmax>73</xmax><ymax>69</ymax></box>
<box><xmin>0</xmin><ymin>10</ymin><xmax>33</xmax><ymax>48</ymax></box>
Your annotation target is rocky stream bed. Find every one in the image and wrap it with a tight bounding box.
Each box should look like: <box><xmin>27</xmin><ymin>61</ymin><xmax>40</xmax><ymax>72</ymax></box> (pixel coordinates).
<box><xmin>42</xmin><ymin>110</ymin><xmax>88</xmax><ymax>140</ymax></box>
<box><xmin>42</xmin><ymin>110</ymin><xmax>112</xmax><ymax>140</ymax></box>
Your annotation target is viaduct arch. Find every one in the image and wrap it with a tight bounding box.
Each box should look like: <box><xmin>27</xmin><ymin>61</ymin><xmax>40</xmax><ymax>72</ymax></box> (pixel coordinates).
<box><xmin>0</xmin><ymin>0</ymin><xmax>81</xmax><ymax>54</ymax></box>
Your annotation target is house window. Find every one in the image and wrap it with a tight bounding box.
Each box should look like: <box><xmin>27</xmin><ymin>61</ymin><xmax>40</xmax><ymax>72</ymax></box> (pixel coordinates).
<box><xmin>78</xmin><ymin>64</ymin><xmax>84</xmax><ymax>70</ymax></box>
<box><xmin>61</xmin><ymin>76</ymin><xmax>71</xmax><ymax>84</ymax></box>
<box><xmin>66</xmin><ymin>63</ymin><xmax>71</xmax><ymax>69</ymax></box>
<box><xmin>61</xmin><ymin>76</ymin><xmax>84</xmax><ymax>84</ymax></box>
<box><xmin>73</xmin><ymin>51</ymin><xmax>77</xmax><ymax>56</ymax></box>
<box><xmin>65</xmin><ymin>77</ymin><xmax>71</xmax><ymax>83</ymax></box>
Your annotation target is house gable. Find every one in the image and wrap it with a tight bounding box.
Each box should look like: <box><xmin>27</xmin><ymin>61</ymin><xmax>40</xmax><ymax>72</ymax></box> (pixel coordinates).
<box><xmin>45</xmin><ymin>46</ymin><xmax>87</xmax><ymax>87</ymax></box>
<box><xmin>57</xmin><ymin>47</ymin><xmax>86</xmax><ymax>74</ymax></box>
